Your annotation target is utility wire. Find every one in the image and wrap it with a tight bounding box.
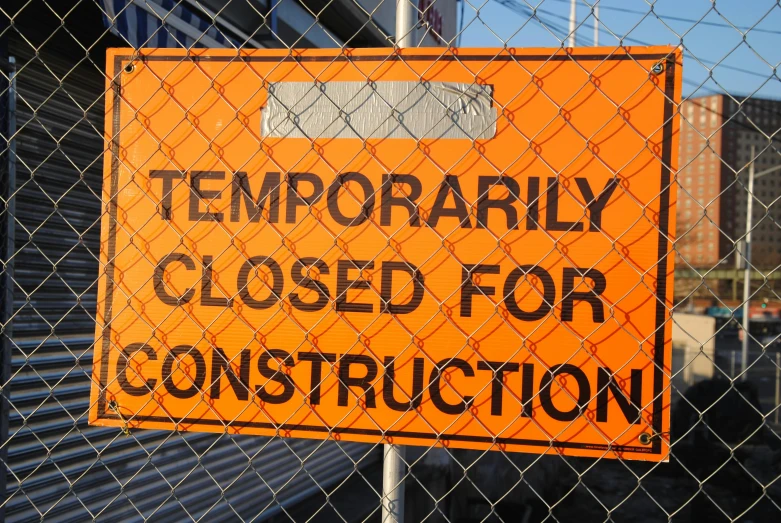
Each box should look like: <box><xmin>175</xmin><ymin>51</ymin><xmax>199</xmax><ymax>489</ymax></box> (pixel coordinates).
<box><xmin>539</xmin><ymin>3</ymin><xmax>781</xmax><ymax>131</ymax></box>
<box><xmin>487</xmin><ymin>0</ymin><xmax>781</xmax><ymax>143</ymax></box>
<box><xmin>545</xmin><ymin>0</ymin><xmax>781</xmax><ymax>36</ymax></box>
<box><xmin>487</xmin><ymin>0</ymin><xmax>778</xmax><ymax>99</ymax></box>
<box><xmin>490</xmin><ymin>0</ymin><xmax>705</xmax><ymax>92</ymax></box>
<box><xmin>530</xmin><ymin>3</ymin><xmax>773</xmax><ymax>80</ymax></box>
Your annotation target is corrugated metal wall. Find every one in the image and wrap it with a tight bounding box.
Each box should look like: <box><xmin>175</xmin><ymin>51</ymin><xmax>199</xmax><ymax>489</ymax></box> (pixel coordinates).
<box><xmin>4</xmin><ymin>36</ymin><xmax>376</xmax><ymax>522</ymax></box>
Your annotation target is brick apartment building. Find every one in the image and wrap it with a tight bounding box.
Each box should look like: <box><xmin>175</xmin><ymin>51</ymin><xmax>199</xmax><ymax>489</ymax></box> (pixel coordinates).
<box><xmin>677</xmin><ymin>95</ymin><xmax>781</xmax><ymax>270</ymax></box>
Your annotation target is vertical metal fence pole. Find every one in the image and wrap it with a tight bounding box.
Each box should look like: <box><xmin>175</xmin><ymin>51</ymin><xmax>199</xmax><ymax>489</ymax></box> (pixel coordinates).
<box><xmin>567</xmin><ymin>0</ymin><xmax>577</xmax><ymax>47</ymax></box>
<box><xmin>382</xmin><ymin>443</ymin><xmax>406</xmax><ymax>522</ymax></box>
<box><xmin>381</xmin><ymin>4</ymin><xmax>417</xmax><ymax>522</ymax></box>
<box><xmin>0</xmin><ymin>55</ymin><xmax>16</xmax><ymax>522</ymax></box>
<box><xmin>741</xmin><ymin>146</ymin><xmax>755</xmax><ymax>380</ymax></box>
<box><xmin>395</xmin><ymin>0</ymin><xmax>416</xmax><ymax>48</ymax></box>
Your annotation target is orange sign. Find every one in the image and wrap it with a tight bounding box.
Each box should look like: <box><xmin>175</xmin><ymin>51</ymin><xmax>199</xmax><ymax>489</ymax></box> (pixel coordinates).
<box><xmin>91</xmin><ymin>46</ymin><xmax>681</xmax><ymax>461</ymax></box>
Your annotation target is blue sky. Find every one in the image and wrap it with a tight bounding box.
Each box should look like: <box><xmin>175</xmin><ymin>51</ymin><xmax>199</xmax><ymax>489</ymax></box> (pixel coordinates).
<box><xmin>458</xmin><ymin>0</ymin><xmax>781</xmax><ymax>99</ymax></box>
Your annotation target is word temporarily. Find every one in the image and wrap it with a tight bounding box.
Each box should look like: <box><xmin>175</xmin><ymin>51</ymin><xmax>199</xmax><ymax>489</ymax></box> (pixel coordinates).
<box><xmin>149</xmin><ymin>170</ymin><xmax>618</xmax><ymax>233</ymax></box>
<box><xmin>118</xmin><ymin>344</ymin><xmax>643</xmax><ymax>423</ymax></box>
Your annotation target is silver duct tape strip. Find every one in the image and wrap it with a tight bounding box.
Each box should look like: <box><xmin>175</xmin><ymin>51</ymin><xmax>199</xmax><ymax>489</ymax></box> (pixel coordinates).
<box><xmin>261</xmin><ymin>81</ymin><xmax>497</xmax><ymax>140</ymax></box>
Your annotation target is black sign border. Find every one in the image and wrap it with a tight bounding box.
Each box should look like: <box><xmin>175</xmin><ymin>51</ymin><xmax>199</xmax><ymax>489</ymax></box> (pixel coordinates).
<box><xmin>96</xmin><ymin>49</ymin><xmax>677</xmax><ymax>457</ymax></box>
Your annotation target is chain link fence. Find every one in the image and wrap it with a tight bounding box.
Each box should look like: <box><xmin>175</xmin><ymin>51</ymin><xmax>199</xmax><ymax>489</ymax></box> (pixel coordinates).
<box><xmin>1</xmin><ymin>0</ymin><xmax>780</xmax><ymax>521</ymax></box>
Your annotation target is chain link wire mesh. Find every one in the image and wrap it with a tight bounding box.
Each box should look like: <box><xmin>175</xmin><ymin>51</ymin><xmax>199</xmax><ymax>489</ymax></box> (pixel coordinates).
<box><xmin>0</xmin><ymin>0</ymin><xmax>780</xmax><ymax>521</ymax></box>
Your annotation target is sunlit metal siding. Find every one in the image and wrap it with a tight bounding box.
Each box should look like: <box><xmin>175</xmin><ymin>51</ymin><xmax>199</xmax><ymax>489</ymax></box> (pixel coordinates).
<box><xmin>5</xmin><ymin>38</ymin><xmax>376</xmax><ymax>523</ymax></box>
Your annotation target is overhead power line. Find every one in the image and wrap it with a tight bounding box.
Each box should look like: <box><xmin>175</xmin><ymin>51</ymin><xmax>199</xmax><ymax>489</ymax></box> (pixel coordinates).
<box><xmin>487</xmin><ymin>0</ymin><xmax>777</xmax><ymax>86</ymax></box>
<box><xmin>545</xmin><ymin>0</ymin><xmax>781</xmax><ymax>37</ymax></box>
<box><xmin>487</xmin><ymin>0</ymin><xmax>781</xmax><ymax>141</ymax></box>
